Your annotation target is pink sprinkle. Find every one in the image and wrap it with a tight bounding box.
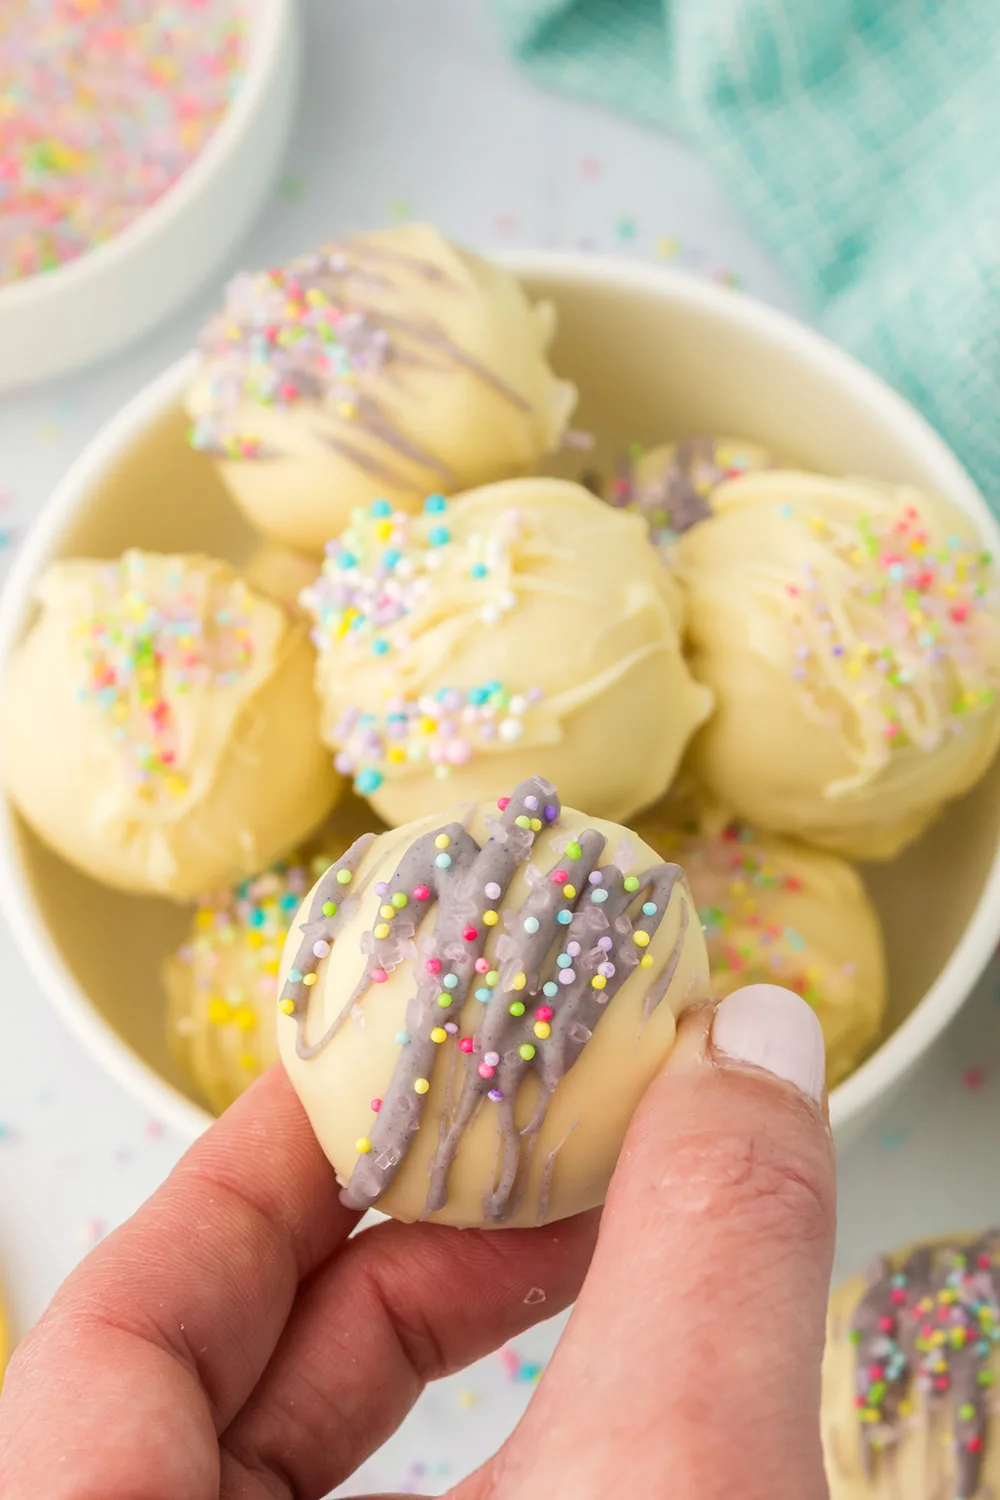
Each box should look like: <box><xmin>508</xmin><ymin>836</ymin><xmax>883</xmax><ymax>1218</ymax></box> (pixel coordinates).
<box><xmin>459</xmin><ymin>1038</ymin><xmax>475</xmax><ymax>1054</ymax></box>
<box><xmin>964</xmin><ymin>1067</ymin><xmax>986</xmax><ymax>1090</ymax></box>
<box><xmin>463</xmin><ymin>926</ymin><xmax>478</xmax><ymax>942</ymax></box>
<box><xmin>535</xmin><ymin>1006</ymin><xmax>553</xmax><ymax>1022</ymax></box>
<box><xmin>444</xmin><ymin>1021</ymin><xmax>459</xmax><ymax>1034</ymax></box>
<box><xmin>413</xmin><ymin>885</ymin><xmax>431</xmax><ymax>901</ymax></box>
<box><xmin>370</xmin><ymin>967</ymin><xmax>388</xmax><ymax>984</ymax></box>
<box><xmin>474</xmin><ymin>957</ymin><xmax>490</xmax><ymax>974</ymax></box>
<box><xmin>552</xmin><ymin>869</ymin><xmax>569</xmax><ymax>884</ymax></box>
<box><xmin>497</xmin><ymin>796</ymin><xmax>511</xmax><ymax>811</ymax></box>
<box><xmin>370</xmin><ymin>1098</ymin><xmax>382</xmax><ymax>1113</ymax></box>
<box><xmin>478</xmin><ymin>1063</ymin><xmax>495</xmax><ymax>1079</ymax></box>
<box><xmin>426</xmin><ymin>957</ymin><xmax>442</xmax><ymax>974</ymax></box>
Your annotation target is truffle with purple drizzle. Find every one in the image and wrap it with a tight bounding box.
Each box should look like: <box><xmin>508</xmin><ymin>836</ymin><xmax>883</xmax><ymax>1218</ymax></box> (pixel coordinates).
<box><xmin>186</xmin><ymin>222</ymin><xmax>577</xmax><ymax>555</ymax></box>
<box><xmin>822</xmin><ymin>1232</ymin><xmax>1000</xmax><ymax>1500</ymax></box>
<box><xmin>277</xmin><ymin>775</ymin><xmax>709</xmax><ymax>1228</ymax></box>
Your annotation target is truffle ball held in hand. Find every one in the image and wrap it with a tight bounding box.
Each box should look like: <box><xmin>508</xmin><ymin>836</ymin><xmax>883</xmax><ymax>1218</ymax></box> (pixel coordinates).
<box><xmin>186</xmin><ymin>223</ymin><xmax>577</xmax><ymax>554</ymax></box>
<box><xmin>277</xmin><ymin>776</ymin><xmax>709</xmax><ymax>1229</ymax></box>
<box><xmin>165</xmin><ymin>793</ymin><xmax>386</xmax><ymax>1112</ymax></box>
<box><xmin>634</xmin><ymin>795</ymin><xmax>886</xmax><ymax>1087</ymax></box>
<box><xmin>677</xmin><ymin>471</ymin><xmax>1000</xmax><ymax>858</ymax></box>
<box><xmin>823</xmin><ymin>1231</ymin><xmax>1000</xmax><ymax>1500</ymax></box>
<box><xmin>1</xmin><ymin>551</ymin><xmax>341</xmax><ymax>898</ymax></box>
<box><xmin>304</xmin><ymin>478</ymin><xmax>713</xmax><ymax>827</ymax></box>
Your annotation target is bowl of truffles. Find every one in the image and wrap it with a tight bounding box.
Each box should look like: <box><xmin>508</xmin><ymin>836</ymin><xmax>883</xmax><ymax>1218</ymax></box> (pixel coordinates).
<box><xmin>1</xmin><ymin>224</ymin><xmax>998</xmax><ymax>1165</ymax></box>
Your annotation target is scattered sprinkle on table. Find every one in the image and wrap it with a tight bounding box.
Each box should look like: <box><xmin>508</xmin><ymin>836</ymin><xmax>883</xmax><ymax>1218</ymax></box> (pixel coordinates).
<box><xmin>0</xmin><ymin>0</ymin><xmax>247</xmax><ymax>286</ymax></box>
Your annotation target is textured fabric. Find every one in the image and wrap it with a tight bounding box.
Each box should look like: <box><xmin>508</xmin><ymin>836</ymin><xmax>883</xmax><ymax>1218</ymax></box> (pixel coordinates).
<box><xmin>494</xmin><ymin>0</ymin><xmax>1000</xmax><ymax>509</ymax></box>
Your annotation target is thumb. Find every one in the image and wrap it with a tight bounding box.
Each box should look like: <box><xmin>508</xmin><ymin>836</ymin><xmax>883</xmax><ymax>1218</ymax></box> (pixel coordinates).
<box><xmin>470</xmin><ymin>984</ymin><xmax>835</xmax><ymax>1500</ymax></box>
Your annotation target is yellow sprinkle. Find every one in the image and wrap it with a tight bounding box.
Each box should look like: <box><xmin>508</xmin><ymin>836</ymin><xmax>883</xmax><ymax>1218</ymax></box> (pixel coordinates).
<box><xmin>414</xmin><ymin>1077</ymin><xmax>431</xmax><ymax>1095</ymax></box>
<box><xmin>194</xmin><ymin>909</ymin><xmax>214</xmax><ymax>930</ymax></box>
<box><xmin>380</xmin><ymin>904</ymin><xmax>396</xmax><ymax>920</ymax></box>
<box><xmin>356</xmin><ymin>1136</ymin><xmax>372</xmax><ymax>1153</ymax></box>
<box><xmin>234</xmin><ymin>1007</ymin><xmax>258</xmax><ymax>1032</ymax></box>
<box><xmin>530</xmin><ymin>817</ymin><xmax>542</xmax><ymax>832</ymax></box>
<box><xmin>534</xmin><ymin>1021</ymin><xmax>551</xmax><ymax>1039</ymax></box>
<box><xmin>303</xmin><ymin>972</ymin><xmax>318</xmax><ymax>986</ymax></box>
<box><xmin>375</xmin><ymin>520</ymin><xmax>393</xmax><ymax>541</ymax></box>
<box><xmin>238</xmin><ymin>1052</ymin><xmax>256</xmax><ymax>1071</ymax></box>
<box><xmin>512</xmin><ymin>971</ymin><xmax>527</xmax><ymax>990</ymax></box>
<box><xmin>634</xmin><ymin>930</ymin><xmax>651</xmax><ymax>947</ymax></box>
<box><xmin>337</xmin><ymin>401</ymin><xmax>357</xmax><ymax>419</ymax></box>
<box><xmin>374</xmin><ymin>923</ymin><xmax>391</xmax><ymax>940</ymax></box>
<box><xmin>419</xmin><ymin>716</ymin><xmax>438</xmax><ymax>735</ymax></box>
<box><xmin>430</xmin><ymin>1027</ymin><xmax>447</xmax><ymax>1044</ymax></box>
<box><xmin>435</xmin><ymin>833</ymin><xmax>451</xmax><ymax>849</ymax></box>
<box><xmin>483</xmin><ymin>909</ymin><xmax>499</xmax><ymax>926</ymax></box>
<box><xmin>208</xmin><ymin>998</ymin><xmax>231</xmax><ymax>1025</ymax></box>
<box><xmin>591</xmin><ymin>975</ymin><xmax>607</xmax><ymax>990</ymax></box>
<box><xmin>279</xmin><ymin>998</ymin><xmax>296</xmax><ymax>1015</ymax></box>
<box><xmin>640</xmin><ymin>954</ymin><xmax>654</xmax><ymax>969</ymax></box>
<box><xmin>563</xmin><ymin>884</ymin><xmax>576</xmax><ymax>899</ymax></box>
<box><xmin>388</xmin><ymin>747</ymin><xmax>406</xmax><ymax>763</ymax></box>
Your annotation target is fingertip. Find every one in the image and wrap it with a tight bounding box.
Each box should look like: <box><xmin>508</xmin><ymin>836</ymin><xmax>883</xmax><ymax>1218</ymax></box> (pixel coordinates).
<box><xmin>711</xmin><ymin>984</ymin><xmax>827</xmax><ymax>1108</ymax></box>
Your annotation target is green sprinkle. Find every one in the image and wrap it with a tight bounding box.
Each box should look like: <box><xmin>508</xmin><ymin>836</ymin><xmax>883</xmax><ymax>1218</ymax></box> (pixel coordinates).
<box><xmin>322</xmin><ymin>901</ymin><xmax>337</xmax><ymax>918</ymax></box>
<box><xmin>519</xmin><ymin>1043</ymin><xmax>536</xmax><ymax>1060</ymax></box>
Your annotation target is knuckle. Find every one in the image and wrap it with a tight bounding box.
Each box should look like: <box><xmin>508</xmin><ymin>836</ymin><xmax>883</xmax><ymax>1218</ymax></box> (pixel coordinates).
<box><xmin>655</xmin><ymin>1128</ymin><xmax>830</xmax><ymax>1242</ymax></box>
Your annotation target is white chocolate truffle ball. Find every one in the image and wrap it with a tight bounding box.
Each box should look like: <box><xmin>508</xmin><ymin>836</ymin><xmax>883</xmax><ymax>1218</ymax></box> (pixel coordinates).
<box><xmin>277</xmin><ymin>775</ymin><xmax>709</xmax><ymax>1229</ymax></box>
<box><xmin>186</xmin><ymin>223</ymin><xmax>577</xmax><ymax>554</ymax></box>
<box><xmin>165</xmin><ymin>792</ymin><xmax>386</xmax><ymax>1112</ymax></box>
<box><xmin>677</xmin><ymin>472</ymin><xmax>1000</xmax><ymax>858</ymax></box>
<box><xmin>303</xmin><ymin>478</ymin><xmax>713</xmax><ymax>828</ymax></box>
<box><xmin>243</xmin><ymin>542</ymin><xmax>319</xmax><ymax>617</ymax></box>
<box><xmin>2</xmin><ymin>551</ymin><xmax>341</xmax><ymax>898</ymax></box>
<box><xmin>823</xmin><ymin>1232</ymin><xmax>1000</xmax><ymax>1500</ymax></box>
<box><xmin>606</xmin><ymin>434</ymin><xmax>776</xmax><ymax>547</ymax></box>
<box><xmin>633</xmin><ymin>796</ymin><xmax>886</xmax><ymax>1087</ymax></box>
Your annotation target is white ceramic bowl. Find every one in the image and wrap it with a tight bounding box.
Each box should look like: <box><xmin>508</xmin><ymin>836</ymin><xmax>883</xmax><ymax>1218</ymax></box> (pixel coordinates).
<box><xmin>0</xmin><ymin>0</ymin><xmax>300</xmax><ymax>395</ymax></box>
<box><xmin>2</xmin><ymin>251</ymin><xmax>999</xmax><ymax>1145</ymax></box>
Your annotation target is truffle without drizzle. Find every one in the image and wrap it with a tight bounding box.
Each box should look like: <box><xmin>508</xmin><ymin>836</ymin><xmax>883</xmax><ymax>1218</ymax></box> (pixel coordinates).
<box><xmin>186</xmin><ymin>222</ymin><xmax>577</xmax><ymax>554</ymax></box>
<box><xmin>277</xmin><ymin>776</ymin><xmax>709</xmax><ymax>1228</ymax></box>
<box><xmin>823</xmin><ymin>1232</ymin><xmax>1000</xmax><ymax>1500</ymax></box>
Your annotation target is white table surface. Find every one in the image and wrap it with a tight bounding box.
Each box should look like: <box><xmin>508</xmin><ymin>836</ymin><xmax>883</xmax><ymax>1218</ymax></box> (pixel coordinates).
<box><xmin>2</xmin><ymin>2</ymin><xmax>1000</xmax><ymax>1492</ymax></box>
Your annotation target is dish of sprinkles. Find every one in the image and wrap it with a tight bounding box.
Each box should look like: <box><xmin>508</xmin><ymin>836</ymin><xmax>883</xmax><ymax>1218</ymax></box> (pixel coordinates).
<box><xmin>778</xmin><ymin>500</ymin><xmax>998</xmax><ymax>771</ymax></box>
<box><xmin>302</xmin><ymin>495</ymin><xmax>543</xmax><ymax>795</ymax></box>
<box><xmin>173</xmin><ymin>856</ymin><xmax>322</xmax><ymax>1090</ymax></box>
<box><xmin>76</xmin><ymin>552</ymin><xmax>254</xmax><ymax>798</ymax></box>
<box><xmin>0</xmin><ymin>0</ymin><xmax>246</xmax><ymax>286</ymax></box>
<box><xmin>849</xmin><ymin>1235</ymin><xmax>1000</xmax><ymax>1498</ymax></box>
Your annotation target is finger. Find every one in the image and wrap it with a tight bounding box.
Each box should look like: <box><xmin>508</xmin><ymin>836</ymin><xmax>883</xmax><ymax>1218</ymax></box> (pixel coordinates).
<box><xmin>220</xmin><ymin>1208</ymin><xmax>601</xmax><ymax>1499</ymax></box>
<box><xmin>472</xmin><ymin>985</ymin><xmax>835</xmax><ymax>1500</ymax></box>
<box><xmin>0</xmin><ymin>1065</ymin><xmax>358</xmax><ymax>1500</ymax></box>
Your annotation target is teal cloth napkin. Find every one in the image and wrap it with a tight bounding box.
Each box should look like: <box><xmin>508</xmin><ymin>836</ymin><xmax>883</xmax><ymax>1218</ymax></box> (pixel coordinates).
<box><xmin>494</xmin><ymin>0</ymin><xmax>1000</xmax><ymax>510</ymax></box>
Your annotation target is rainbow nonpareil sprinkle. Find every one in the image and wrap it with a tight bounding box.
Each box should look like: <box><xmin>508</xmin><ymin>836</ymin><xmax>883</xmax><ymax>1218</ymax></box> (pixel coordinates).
<box><xmin>0</xmin><ymin>0</ymin><xmax>247</xmax><ymax>285</ymax></box>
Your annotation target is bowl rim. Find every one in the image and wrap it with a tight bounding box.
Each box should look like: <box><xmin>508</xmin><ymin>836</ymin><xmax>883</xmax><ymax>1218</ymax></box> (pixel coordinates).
<box><xmin>2</xmin><ymin>247</ymin><xmax>999</xmax><ymax>1139</ymax></box>
<box><xmin>0</xmin><ymin>0</ymin><xmax>298</xmax><ymax>317</ymax></box>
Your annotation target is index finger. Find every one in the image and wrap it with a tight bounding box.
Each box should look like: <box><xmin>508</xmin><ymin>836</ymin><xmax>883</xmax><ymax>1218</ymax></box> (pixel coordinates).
<box><xmin>0</xmin><ymin>1064</ymin><xmax>359</xmax><ymax>1485</ymax></box>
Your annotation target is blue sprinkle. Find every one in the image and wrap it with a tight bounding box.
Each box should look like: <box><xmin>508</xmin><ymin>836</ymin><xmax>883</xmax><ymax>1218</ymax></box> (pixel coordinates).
<box><xmin>642</xmin><ymin>901</ymin><xmax>657</xmax><ymax>917</ymax></box>
<box><xmin>443</xmin><ymin>973</ymin><xmax>459</xmax><ymax>989</ymax></box>
<box><xmin>424</xmin><ymin>493</ymin><xmax>448</xmax><ymax>514</ymax></box>
<box><xmin>428</xmin><ymin>525</ymin><xmax>451</xmax><ymax>547</ymax></box>
<box><xmin>394</xmin><ymin>1030</ymin><xmax>410</xmax><ymax>1045</ymax></box>
<box><xmin>557</xmin><ymin>909</ymin><xmax>572</xmax><ymax>925</ymax></box>
<box><xmin>337</xmin><ymin>551</ymin><xmax>357</xmax><ymax>570</ymax></box>
<box><xmin>370</xmin><ymin>498</ymin><xmax>392</xmax><ymax>517</ymax></box>
<box><xmin>524</xmin><ymin>916</ymin><xmax>540</xmax><ymax>934</ymax></box>
<box><xmin>280</xmin><ymin>893</ymin><xmax>299</xmax><ymax>911</ymax></box>
<box><xmin>467</xmin><ymin>685</ymin><xmax>489</xmax><ymax>706</ymax></box>
<box><xmin>475</xmin><ymin>987</ymin><xmax>491</xmax><ymax>1003</ymax></box>
<box><xmin>470</xmin><ymin>562</ymin><xmax>488</xmax><ymax>579</ymax></box>
<box><xmin>542</xmin><ymin>981</ymin><xmax>559</xmax><ymax>998</ymax></box>
<box><xmin>590</xmin><ymin>889</ymin><xmax>609</xmax><ymax>904</ymax></box>
<box><xmin>435</xmin><ymin>853</ymin><xmax>452</xmax><ymax>869</ymax></box>
<box><xmin>288</xmin><ymin>969</ymin><xmax>303</xmax><ymax>983</ymax></box>
<box><xmin>355</xmin><ymin>767</ymin><xmax>383</xmax><ymax>795</ymax></box>
<box><xmin>778</xmin><ymin>503</ymin><xmax>793</xmax><ymax>519</ymax></box>
<box><xmin>382</xmin><ymin>547</ymin><xmax>401</xmax><ymax>569</ymax></box>
<box><xmin>556</xmin><ymin>953</ymin><xmax>572</xmax><ymax>969</ymax></box>
<box><xmin>372</xmin><ymin>638</ymin><xmax>390</xmax><ymax>656</ymax></box>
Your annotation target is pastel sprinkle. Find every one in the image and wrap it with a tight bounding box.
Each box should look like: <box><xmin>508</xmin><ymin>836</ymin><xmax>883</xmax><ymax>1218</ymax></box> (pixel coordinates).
<box><xmin>414</xmin><ymin>1077</ymin><xmax>430</xmax><ymax>1095</ymax></box>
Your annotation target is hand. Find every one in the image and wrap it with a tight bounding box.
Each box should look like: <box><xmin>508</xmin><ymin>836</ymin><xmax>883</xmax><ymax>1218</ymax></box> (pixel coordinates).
<box><xmin>0</xmin><ymin>984</ymin><xmax>835</xmax><ymax>1499</ymax></box>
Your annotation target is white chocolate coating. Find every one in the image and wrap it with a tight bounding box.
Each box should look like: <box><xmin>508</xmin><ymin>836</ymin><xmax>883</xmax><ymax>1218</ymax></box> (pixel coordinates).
<box><xmin>278</xmin><ymin>782</ymin><xmax>709</xmax><ymax>1228</ymax></box>
<box><xmin>677</xmin><ymin>472</ymin><xmax>1000</xmax><ymax>857</ymax></box>
<box><xmin>823</xmin><ymin>1234</ymin><xmax>1000</xmax><ymax>1500</ymax></box>
<box><xmin>187</xmin><ymin>223</ymin><xmax>577</xmax><ymax>554</ymax></box>
<box><xmin>634</xmin><ymin>796</ymin><xmax>886</xmax><ymax>1087</ymax></box>
<box><xmin>166</xmin><ymin>793</ymin><xmax>386</xmax><ymax>1112</ymax></box>
<box><xmin>243</xmin><ymin>541</ymin><xmax>319</xmax><ymax>617</ymax></box>
<box><xmin>304</xmin><ymin>478</ymin><xmax>713</xmax><ymax>827</ymax></box>
<box><xmin>2</xmin><ymin>551</ymin><xmax>341</xmax><ymax>898</ymax></box>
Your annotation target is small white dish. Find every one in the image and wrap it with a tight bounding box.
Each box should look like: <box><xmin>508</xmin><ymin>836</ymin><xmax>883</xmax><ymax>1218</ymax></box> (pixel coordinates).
<box><xmin>0</xmin><ymin>0</ymin><xmax>300</xmax><ymax>395</ymax></box>
<box><xmin>1</xmin><ymin>251</ymin><xmax>999</xmax><ymax>1145</ymax></box>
